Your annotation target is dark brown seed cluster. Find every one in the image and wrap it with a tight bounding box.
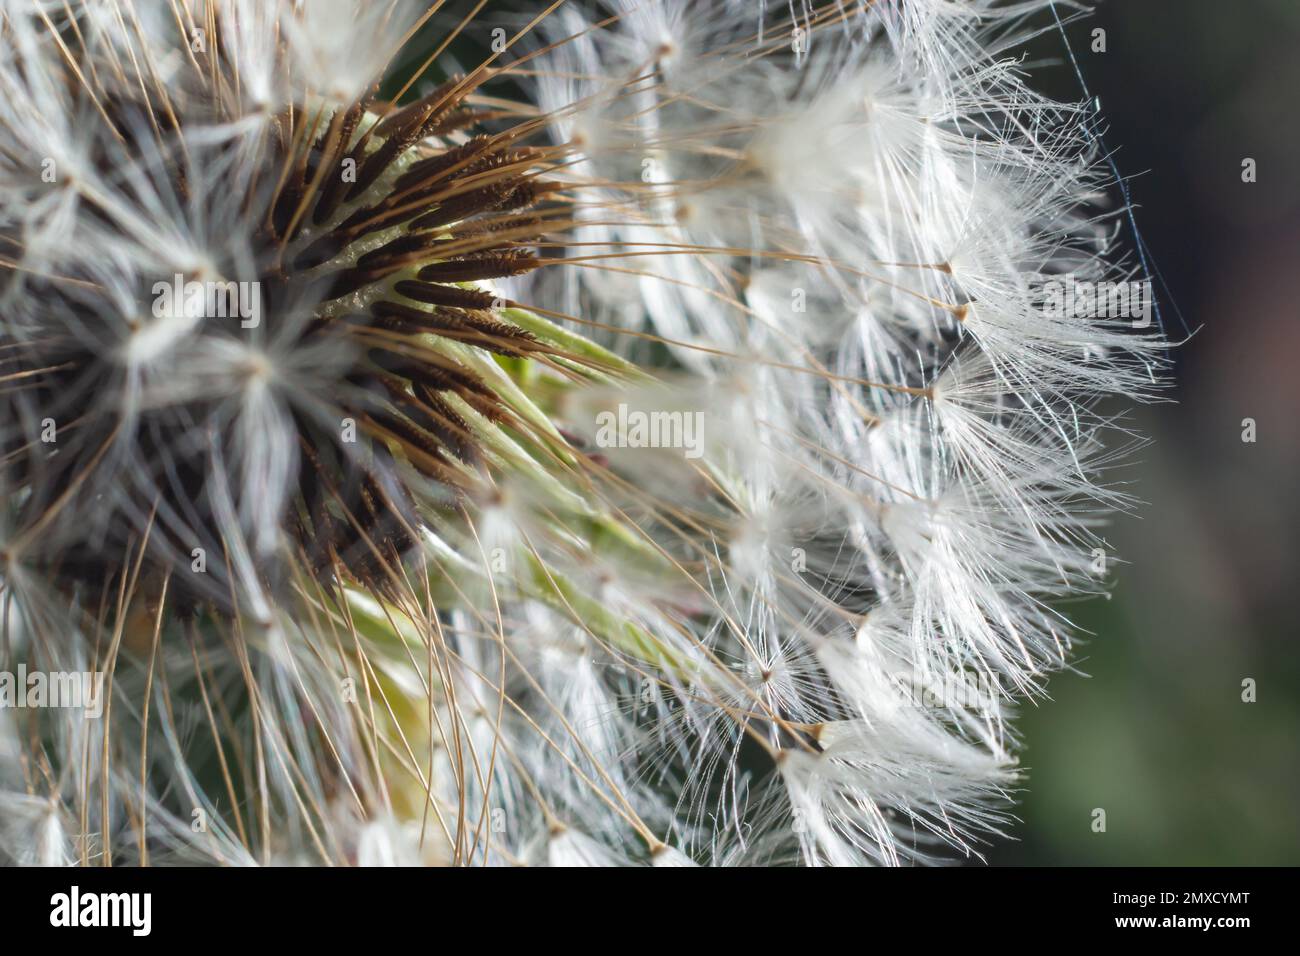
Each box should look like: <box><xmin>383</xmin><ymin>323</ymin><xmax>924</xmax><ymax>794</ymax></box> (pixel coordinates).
<box><xmin>0</xmin><ymin>70</ymin><xmax>569</xmax><ymax>617</ymax></box>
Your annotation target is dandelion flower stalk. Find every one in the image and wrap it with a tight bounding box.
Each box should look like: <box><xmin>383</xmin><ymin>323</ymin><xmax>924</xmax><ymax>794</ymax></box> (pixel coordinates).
<box><xmin>0</xmin><ymin>0</ymin><xmax>1161</xmax><ymax>866</ymax></box>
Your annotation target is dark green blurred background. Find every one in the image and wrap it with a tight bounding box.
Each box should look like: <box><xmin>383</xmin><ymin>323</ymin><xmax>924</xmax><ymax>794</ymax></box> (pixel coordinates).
<box><xmin>985</xmin><ymin>0</ymin><xmax>1300</xmax><ymax>865</ymax></box>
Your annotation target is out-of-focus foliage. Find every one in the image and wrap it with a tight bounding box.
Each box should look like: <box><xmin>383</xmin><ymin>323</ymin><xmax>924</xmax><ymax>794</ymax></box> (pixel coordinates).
<box><xmin>991</xmin><ymin>0</ymin><xmax>1300</xmax><ymax>865</ymax></box>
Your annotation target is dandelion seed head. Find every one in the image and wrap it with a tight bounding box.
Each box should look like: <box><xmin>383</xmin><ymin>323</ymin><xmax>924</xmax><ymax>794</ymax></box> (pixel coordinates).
<box><xmin>0</xmin><ymin>0</ymin><xmax>1163</xmax><ymax>867</ymax></box>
